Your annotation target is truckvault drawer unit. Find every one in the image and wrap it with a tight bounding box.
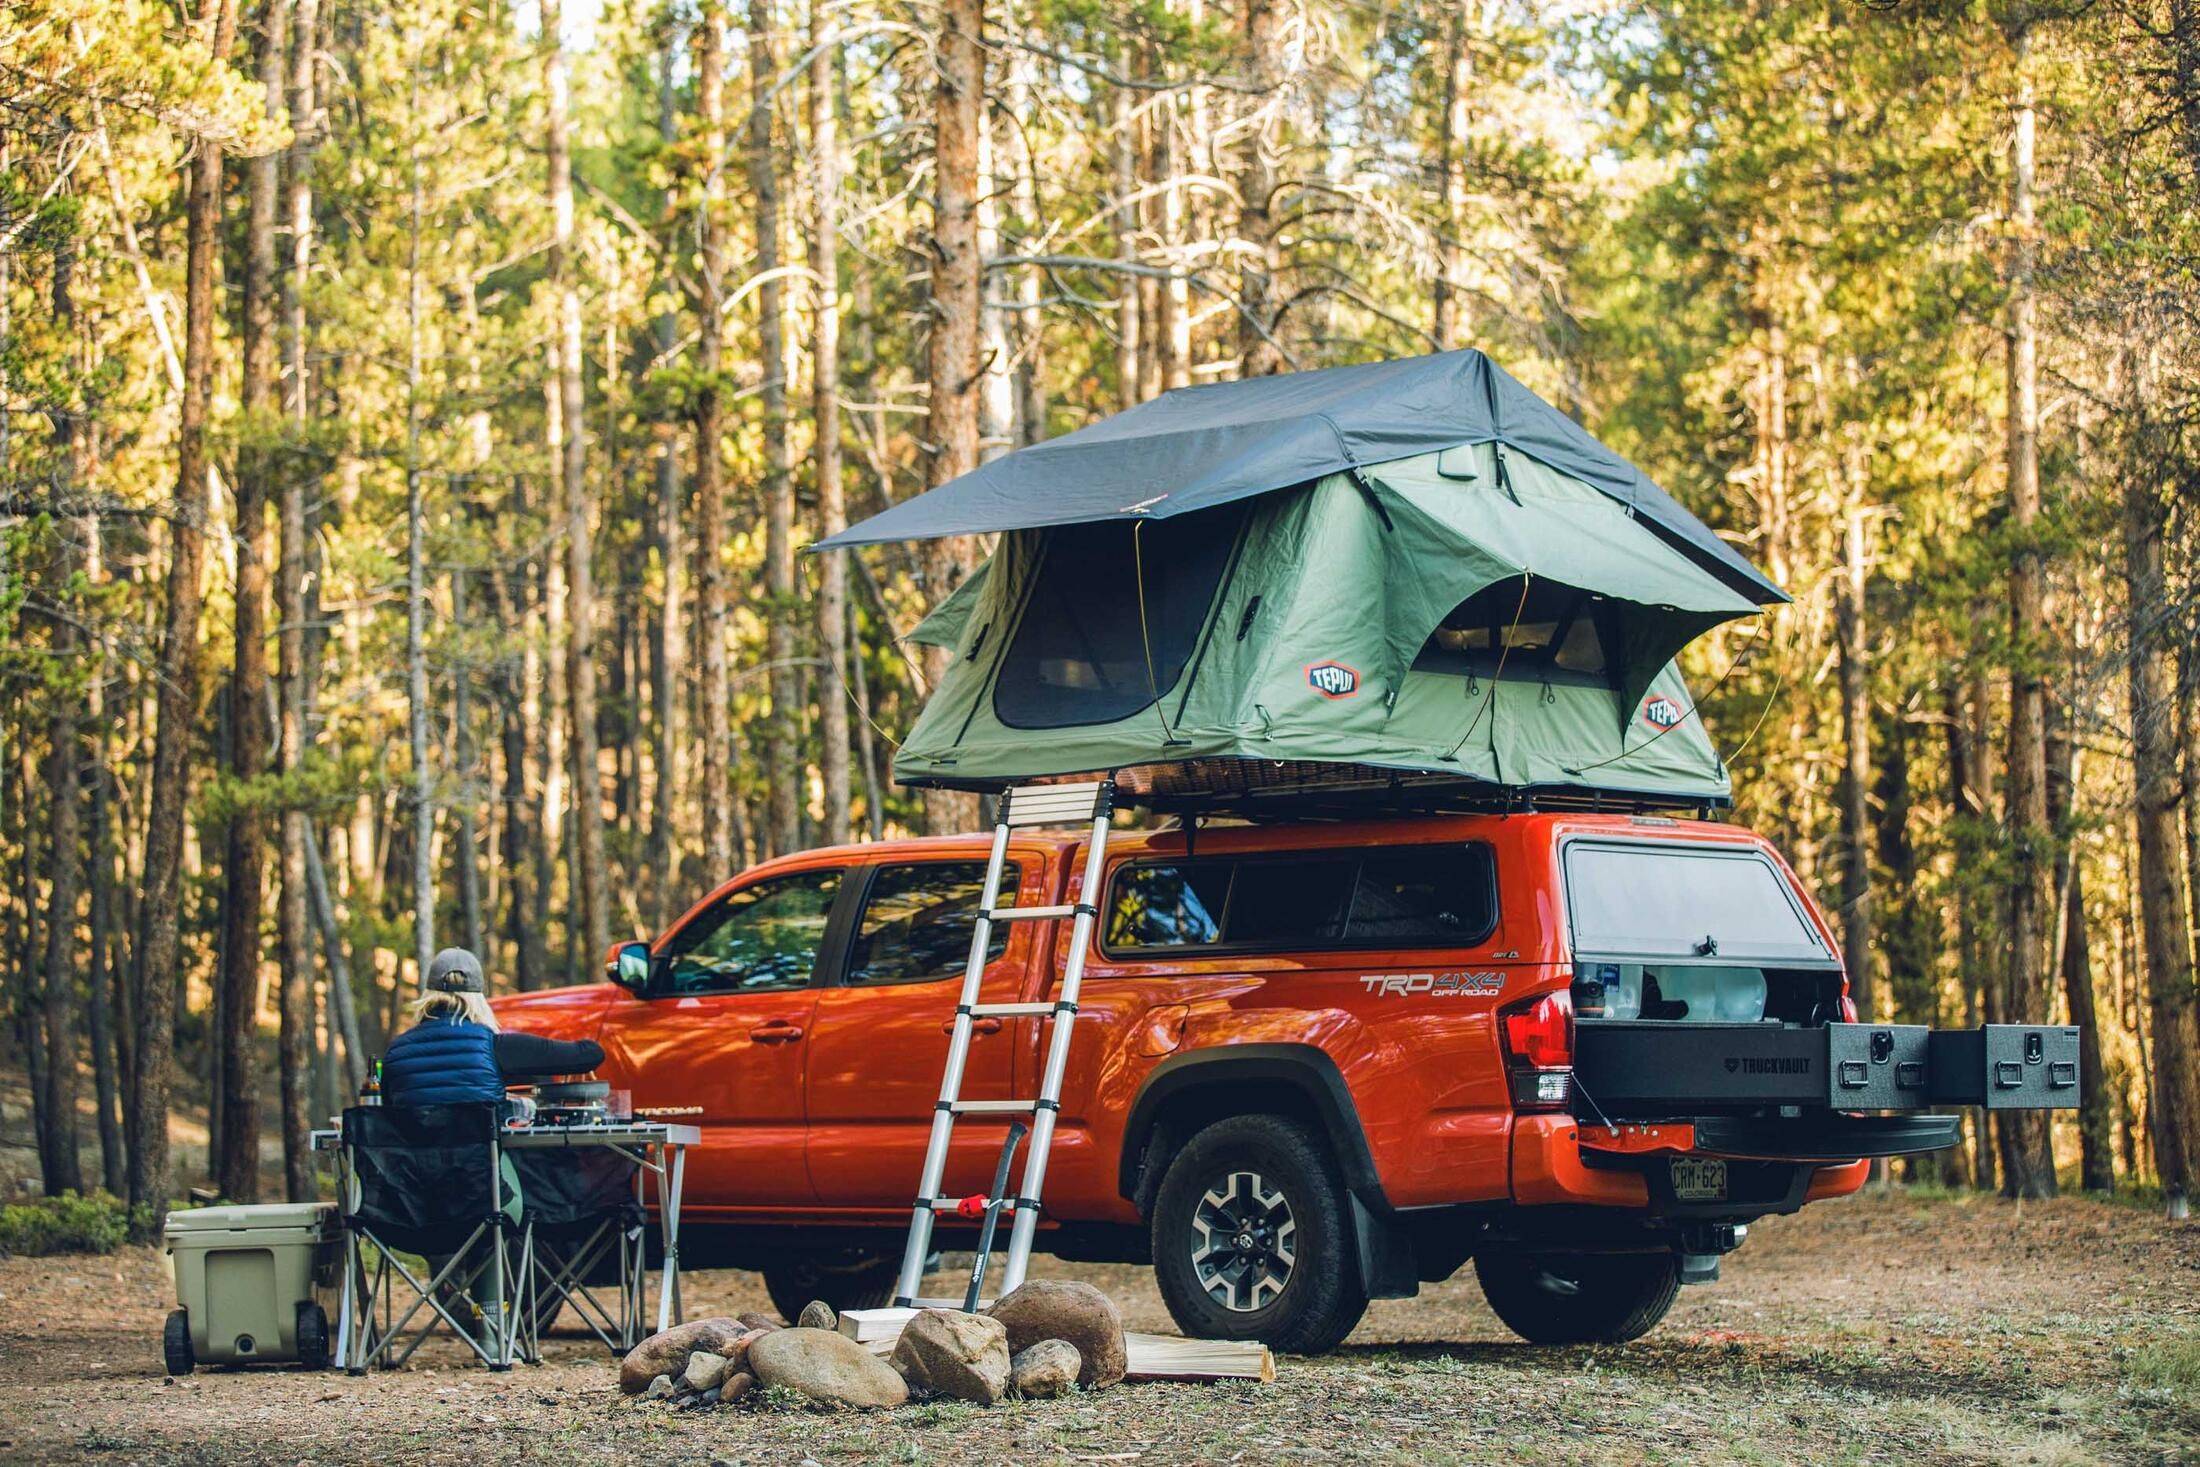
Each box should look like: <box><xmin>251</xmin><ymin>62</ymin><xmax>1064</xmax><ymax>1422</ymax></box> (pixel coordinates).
<box><xmin>1574</xmin><ymin>1022</ymin><xmax>1933</xmax><ymax>1113</ymax></box>
<box><xmin>1574</xmin><ymin>1021</ymin><xmax>2081</xmax><ymax>1116</ymax></box>
<box><xmin>1926</xmin><ymin>1025</ymin><xmax>2081</xmax><ymax>1109</ymax></box>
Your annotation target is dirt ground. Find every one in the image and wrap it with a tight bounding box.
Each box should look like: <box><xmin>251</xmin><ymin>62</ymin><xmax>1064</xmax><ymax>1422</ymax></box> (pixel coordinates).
<box><xmin>1</xmin><ymin>1191</ymin><xmax>2195</xmax><ymax>1466</ymax></box>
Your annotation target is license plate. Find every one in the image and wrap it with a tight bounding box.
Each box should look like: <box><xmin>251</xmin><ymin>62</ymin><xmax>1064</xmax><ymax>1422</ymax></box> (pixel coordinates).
<box><xmin>1670</xmin><ymin>1156</ymin><xmax>1727</xmax><ymax>1202</ymax></box>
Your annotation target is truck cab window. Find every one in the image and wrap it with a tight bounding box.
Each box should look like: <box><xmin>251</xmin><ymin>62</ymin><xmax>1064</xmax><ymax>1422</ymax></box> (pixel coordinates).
<box><xmin>655</xmin><ymin>869</ymin><xmax>842</xmax><ymax>995</ymax></box>
<box><xmin>845</xmin><ymin>861</ymin><xmax>1019</xmax><ymax>986</ymax></box>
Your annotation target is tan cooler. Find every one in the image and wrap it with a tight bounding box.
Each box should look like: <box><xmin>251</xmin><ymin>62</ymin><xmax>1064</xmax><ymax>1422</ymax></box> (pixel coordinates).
<box><xmin>162</xmin><ymin>1202</ymin><xmax>339</xmax><ymax>1372</ymax></box>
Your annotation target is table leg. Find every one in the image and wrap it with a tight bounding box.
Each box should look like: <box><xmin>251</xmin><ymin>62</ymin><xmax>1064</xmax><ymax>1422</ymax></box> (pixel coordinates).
<box><xmin>656</xmin><ymin>1141</ymin><xmax>687</xmax><ymax>1334</ymax></box>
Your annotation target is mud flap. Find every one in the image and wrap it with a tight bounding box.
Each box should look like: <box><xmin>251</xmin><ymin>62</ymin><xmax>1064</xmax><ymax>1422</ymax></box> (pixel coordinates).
<box><xmin>1351</xmin><ymin>1195</ymin><xmax>1420</xmax><ymax>1300</ymax></box>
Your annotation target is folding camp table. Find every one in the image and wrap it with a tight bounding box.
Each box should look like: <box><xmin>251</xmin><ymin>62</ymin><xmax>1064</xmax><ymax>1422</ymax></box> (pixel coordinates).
<box><xmin>313</xmin><ymin>1118</ymin><xmax>698</xmax><ymax>1359</ymax></box>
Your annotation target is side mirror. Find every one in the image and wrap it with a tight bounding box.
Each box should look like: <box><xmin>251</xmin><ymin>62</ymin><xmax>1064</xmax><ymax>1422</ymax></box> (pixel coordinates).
<box><xmin>609</xmin><ymin>940</ymin><xmax>653</xmax><ymax>993</ymax></box>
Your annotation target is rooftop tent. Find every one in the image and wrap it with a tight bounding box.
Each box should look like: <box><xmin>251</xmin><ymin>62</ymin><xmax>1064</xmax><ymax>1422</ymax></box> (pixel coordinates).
<box><xmin>820</xmin><ymin>349</ymin><xmax>1782</xmax><ymax>808</ymax></box>
<box><xmin>893</xmin><ymin>443</ymin><xmax>1758</xmax><ymax>805</ymax></box>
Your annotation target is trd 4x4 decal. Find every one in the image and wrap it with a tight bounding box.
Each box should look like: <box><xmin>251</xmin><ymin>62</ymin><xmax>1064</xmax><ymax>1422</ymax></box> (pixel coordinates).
<box><xmin>1306</xmin><ymin>661</ymin><xmax>1360</xmax><ymax>699</ymax></box>
<box><xmin>1640</xmin><ymin>694</ymin><xmax>1687</xmax><ymax>730</ymax></box>
<box><xmin>1359</xmin><ymin>971</ymin><xmax>1506</xmax><ymax>998</ymax></box>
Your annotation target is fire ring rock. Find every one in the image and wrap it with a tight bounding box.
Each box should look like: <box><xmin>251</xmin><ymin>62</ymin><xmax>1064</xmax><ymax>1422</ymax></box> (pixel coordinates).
<box><xmin>618</xmin><ymin>1317</ymin><xmax>751</xmax><ymax>1395</ymax></box>
<box><xmin>889</xmin><ymin>1308</ymin><xmax>1011</xmax><ymax>1404</ymax></box>
<box><xmin>986</xmin><ymin>1281</ymin><xmax>1126</xmax><ymax>1389</ymax></box>
<box><xmin>1009</xmin><ymin>1339</ymin><xmax>1082</xmax><ymax>1399</ymax></box>
<box><xmin>747</xmin><ymin>1326</ymin><xmax>910</xmax><ymax>1409</ymax></box>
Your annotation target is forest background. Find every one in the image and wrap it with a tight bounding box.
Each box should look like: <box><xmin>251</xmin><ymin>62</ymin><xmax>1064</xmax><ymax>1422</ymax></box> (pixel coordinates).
<box><xmin>2</xmin><ymin>0</ymin><xmax>2197</xmax><ymax>1231</ymax></box>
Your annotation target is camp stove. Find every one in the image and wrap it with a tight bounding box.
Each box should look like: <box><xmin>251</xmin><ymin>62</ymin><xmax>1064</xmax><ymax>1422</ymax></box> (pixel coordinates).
<box><xmin>516</xmin><ymin>1079</ymin><xmax>612</xmax><ymax>1126</ymax></box>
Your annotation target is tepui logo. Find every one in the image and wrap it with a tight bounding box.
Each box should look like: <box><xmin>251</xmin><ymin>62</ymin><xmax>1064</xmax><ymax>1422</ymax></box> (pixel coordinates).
<box><xmin>1641</xmin><ymin>694</ymin><xmax>1686</xmax><ymax>730</ymax></box>
<box><xmin>1306</xmin><ymin>661</ymin><xmax>1359</xmax><ymax>699</ymax></box>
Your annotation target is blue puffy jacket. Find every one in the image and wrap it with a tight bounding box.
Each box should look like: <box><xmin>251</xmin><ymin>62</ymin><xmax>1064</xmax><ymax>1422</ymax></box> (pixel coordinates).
<box><xmin>382</xmin><ymin>1017</ymin><xmax>504</xmax><ymax>1107</ymax></box>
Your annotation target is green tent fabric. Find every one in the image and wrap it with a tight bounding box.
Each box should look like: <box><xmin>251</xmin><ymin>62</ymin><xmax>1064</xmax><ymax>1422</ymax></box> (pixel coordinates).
<box><xmin>895</xmin><ymin>443</ymin><xmax>1758</xmax><ymax>805</ymax></box>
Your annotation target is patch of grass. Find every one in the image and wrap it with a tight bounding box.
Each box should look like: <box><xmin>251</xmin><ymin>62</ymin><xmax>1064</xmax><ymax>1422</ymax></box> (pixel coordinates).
<box><xmin>0</xmin><ymin>1191</ymin><xmax>146</xmax><ymax>1257</ymax></box>
<box><xmin>2122</xmin><ymin>1338</ymin><xmax>2200</xmax><ymax>1400</ymax></box>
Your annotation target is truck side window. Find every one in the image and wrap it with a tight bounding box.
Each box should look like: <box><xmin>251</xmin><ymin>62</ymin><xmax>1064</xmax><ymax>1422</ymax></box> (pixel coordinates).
<box><xmin>655</xmin><ymin>869</ymin><xmax>842</xmax><ymax>995</ymax></box>
<box><xmin>1226</xmin><ymin>859</ymin><xmax>1354</xmax><ymax>944</ymax></box>
<box><xmin>1103</xmin><ymin>844</ymin><xmax>1499</xmax><ymax>954</ymax></box>
<box><xmin>1344</xmin><ymin>846</ymin><xmax>1498</xmax><ymax>944</ymax></box>
<box><xmin>845</xmin><ymin>861</ymin><xmax>1019</xmax><ymax>986</ymax></box>
<box><xmin>1107</xmin><ymin>863</ymin><xmax>1229</xmax><ymax>949</ymax></box>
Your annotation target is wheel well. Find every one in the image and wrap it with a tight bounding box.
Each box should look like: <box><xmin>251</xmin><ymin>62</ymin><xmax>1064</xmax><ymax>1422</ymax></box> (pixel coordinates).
<box><xmin>1118</xmin><ymin>1045</ymin><xmax>1388</xmax><ymax>1218</ymax></box>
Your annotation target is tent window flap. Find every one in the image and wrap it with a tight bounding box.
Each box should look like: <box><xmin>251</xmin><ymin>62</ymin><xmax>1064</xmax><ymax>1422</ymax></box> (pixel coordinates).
<box><xmin>992</xmin><ymin>504</ymin><xmax>1243</xmax><ymax>730</ymax></box>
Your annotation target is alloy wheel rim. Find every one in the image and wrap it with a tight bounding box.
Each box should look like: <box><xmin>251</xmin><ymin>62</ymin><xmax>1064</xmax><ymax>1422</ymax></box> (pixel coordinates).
<box><xmin>1191</xmin><ymin>1170</ymin><xmax>1297</xmax><ymax>1312</ymax></box>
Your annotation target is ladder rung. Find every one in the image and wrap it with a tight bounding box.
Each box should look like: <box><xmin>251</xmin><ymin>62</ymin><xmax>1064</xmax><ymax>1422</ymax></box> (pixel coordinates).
<box><xmin>968</xmin><ymin>1001</ymin><xmax>1064</xmax><ymax>1018</ymax></box>
<box><xmin>908</xmin><ymin>1295</ymin><xmax>996</xmax><ymax>1309</ymax></box>
<box><xmin>987</xmin><ymin>903</ymin><xmax>1078</xmax><ymax>922</ymax></box>
<box><xmin>1000</xmin><ymin>780</ymin><xmax>1114</xmax><ymax>828</ymax></box>
<box><xmin>947</xmin><ymin>1099</ymin><xmax>1041</xmax><ymax>1115</ymax></box>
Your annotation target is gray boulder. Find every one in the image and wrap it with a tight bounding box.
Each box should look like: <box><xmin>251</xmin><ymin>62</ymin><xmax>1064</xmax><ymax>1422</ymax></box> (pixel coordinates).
<box><xmin>748</xmin><ymin>1326</ymin><xmax>910</xmax><ymax>1409</ymax></box>
<box><xmin>796</xmin><ymin>1299</ymin><xmax>837</xmax><ymax>1332</ymax></box>
<box><xmin>888</xmin><ymin>1308</ymin><xmax>1010</xmax><ymax>1404</ymax></box>
<box><xmin>1009</xmin><ymin>1339</ymin><xmax>1081</xmax><ymax>1399</ymax></box>
<box><xmin>643</xmin><ymin>1373</ymin><xmax>675</xmax><ymax>1400</ymax></box>
<box><xmin>986</xmin><ymin>1281</ymin><xmax>1126</xmax><ymax>1389</ymax></box>
<box><xmin>619</xmin><ymin>1317</ymin><xmax>750</xmax><ymax>1395</ymax></box>
<box><xmin>683</xmin><ymin>1350</ymin><xmax>731</xmax><ymax>1394</ymax></box>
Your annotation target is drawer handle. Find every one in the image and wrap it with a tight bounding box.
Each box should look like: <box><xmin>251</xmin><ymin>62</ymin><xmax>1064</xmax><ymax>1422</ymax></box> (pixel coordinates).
<box><xmin>1838</xmin><ymin>1060</ymin><xmax>1869</xmax><ymax>1088</ymax></box>
<box><xmin>1995</xmin><ymin>1060</ymin><xmax>2025</xmax><ymax>1089</ymax></box>
<box><xmin>2048</xmin><ymin>1061</ymin><xmax>2077</xmax><ymax>1088</ymax></box>
<box><xmin>1896</xmin><ymin>1062</ymin><xmax>1926</xmax><ymax>1089</ymax></box>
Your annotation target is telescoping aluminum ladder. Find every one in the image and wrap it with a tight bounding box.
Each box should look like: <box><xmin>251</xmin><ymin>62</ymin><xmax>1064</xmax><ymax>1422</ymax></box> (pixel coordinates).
<box><xmin>892</xmin><ymin>778</ymin><xmax>1116</xmax><ymax>1310</ymax></box>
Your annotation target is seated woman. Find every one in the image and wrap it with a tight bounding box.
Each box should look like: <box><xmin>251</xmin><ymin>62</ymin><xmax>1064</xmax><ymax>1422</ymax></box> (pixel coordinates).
<box><xmin>384</xmin><ymin>948</ymin><xmax>607</xmax><ymax>1106</ymax></box>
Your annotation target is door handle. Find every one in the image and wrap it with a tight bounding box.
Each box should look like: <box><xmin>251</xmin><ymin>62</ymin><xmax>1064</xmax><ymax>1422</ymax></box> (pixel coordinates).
<box><xmin>749</xmin><ymin>1020</ymin><xmax>805</xmax><ymax>1043</ymax></box>
<box><xmin>946</xmin><ymin>1016</ymin><xmax>1004</xmax><ymax>1036</ymax></box>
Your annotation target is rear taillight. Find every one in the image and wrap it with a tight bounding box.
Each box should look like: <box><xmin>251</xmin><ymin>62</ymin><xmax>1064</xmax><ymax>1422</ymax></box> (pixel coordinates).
<box><xmin>1500</xmin><ymin>988</ymin><xmax>1574</xmax><ymax>1111</ymax></box>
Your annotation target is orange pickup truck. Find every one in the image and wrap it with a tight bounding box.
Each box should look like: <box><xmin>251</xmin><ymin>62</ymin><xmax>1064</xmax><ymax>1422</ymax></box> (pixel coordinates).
<box><xmin>495</xmin><ymin>810</ymin><xmax>2068</xmax><ymax>1353</ymax></box>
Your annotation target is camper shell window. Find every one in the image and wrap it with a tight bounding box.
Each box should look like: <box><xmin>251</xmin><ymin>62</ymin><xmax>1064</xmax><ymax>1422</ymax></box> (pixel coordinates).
<box><xmin>1103</xmin><ymin>844</ymin><xmax>1499</xmax><ymax>955</ymax></box>
<box><xmin>992</xmin><ymin>504</ymin><xmax>1243</xmax><ymax>730</ymax></box>
<box><xmin>1416</xmin><ymin>575</ymin><xmax>1611</xmax><ymax>685</ymax></box>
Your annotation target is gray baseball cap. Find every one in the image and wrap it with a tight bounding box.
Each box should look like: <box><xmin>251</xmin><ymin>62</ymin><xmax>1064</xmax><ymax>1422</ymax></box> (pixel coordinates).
<box><xmin>425</xmin><ymin>947</ymin><xmax>485</xmax><ymax>995</ymax></box>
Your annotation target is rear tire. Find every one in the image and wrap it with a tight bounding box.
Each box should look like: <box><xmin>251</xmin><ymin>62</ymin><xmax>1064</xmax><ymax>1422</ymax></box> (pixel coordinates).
<box><xmin>163</xmin><ymin>1309</ymin><xmax>195</xmax><ymax>1376</ymax></box>
<box><xmin>295</xmin><ymin>1301</ymin><xmax>330</xmax><ymax>1370</ymax></box>
<box><xmin>1475</xmin><ymin>1251</ymin><xmax>1680</xmax><ymax>1345</ymax></box>
<box><xmin>1149</xmin><ymin>1114</ymin><xmax>1369</xmax><ymax>1355</ymax></box>
<box><xmin>760</xmin><ymin>1248</ymin><xmax>898</xmax><ymax>1322</ymax></box>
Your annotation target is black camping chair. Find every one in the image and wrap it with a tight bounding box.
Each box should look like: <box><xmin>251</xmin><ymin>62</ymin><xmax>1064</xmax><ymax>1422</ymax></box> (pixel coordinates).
<box><xmin>512</xmin><ymin>1146</ymin><xmax>644</xmax><ymax>1358</ymax></box>
<box><xmin>336</xmin><ymin>1103</ymin><xmax>533</xmax><ymax>1372</ymax></box>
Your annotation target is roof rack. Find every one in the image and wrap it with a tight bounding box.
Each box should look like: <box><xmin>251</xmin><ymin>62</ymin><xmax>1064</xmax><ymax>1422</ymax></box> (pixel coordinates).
<box><xmin>905</xmin><ymin>757</ymin><xmax>1729</xmax><ymax>822</ymax></box>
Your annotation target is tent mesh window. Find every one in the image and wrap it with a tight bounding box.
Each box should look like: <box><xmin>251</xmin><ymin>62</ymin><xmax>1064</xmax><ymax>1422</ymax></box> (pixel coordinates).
<box><xmin>992</xmin><ymin>504</ymin><xmax>1243</xmax><ymax>729</ymax></box>
<box><xmin>1414</xmin><ymin>575</ymin><xmax>1612</xmax><ymax>687</ymax></box>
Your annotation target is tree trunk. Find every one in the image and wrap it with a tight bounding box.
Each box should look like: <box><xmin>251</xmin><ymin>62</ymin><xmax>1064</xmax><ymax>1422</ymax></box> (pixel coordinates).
<box><xmin>1433</xmin><ymin>4</ymin><xmax>1473</xmax><ymax>351</ymax></box>
<box><xmin>276</xmin><ymin>0</ymin><xmax>319</xmax><ymax>1204</ymax></box>
<box><xmin>132</xmin><ymin>0</ymin><xmax>240</xmax><ymax>1228</ymax></box>
<box><xmin>749</xmin><ymin>0</ymin><xmax>801</xmax><ymax>862</ymax></box>
<box><xmin>215</xmin><ymin>0</ymin><xmax>287</xmax><ymax>1205</ymax></box>
<box><xmin>543</xmin><ymin>0</ymin><xmax>608</xmax><ymax>964</ymax></box>
<box><xmin>1112</xmin><ymin>81</ymin><xmax>1141</xmax><ymax>412</ymax></box>
<box><xmin>696</xmin><ymin>2</ymin><xmax>740</xmax><ymax>878</ymax></box>
<box><xmin>920</xmin><ymin>0</ymin><xmax>985</xmax><ymax>836</ymax></box>
<box><xmin>89</xmin><ymin>747</ymin><xmax>126</xmax><ymax>1196</ymax></box>
<box><xmin>649</xmin><ymin>25</ymin><xmax>685</xmax><ymax>925</ymax></box>
<box><xmin>1238</xmin><ymin>0</ymin><xmax>1282</xmax><ymax>376</ymax></box>
<box><xmin>1998</xmin><ymin>31</ymin><xmax>2056</xmax><ymax>1198</ymax></box>
<box><xmin>402</xmin><ymin>27</ymin><xmax>437</xmax><ymax>984</ymax></box>
<box><xmin>40</xmin><ymin>237</ymin><xmax>86</xmax><ymax>1198</ymax></box>
<box><xmin>1835</xmin><ymin>503</ymin><xmax>1873</xmax><ymax>1019</ymax></box>
<box><xmin>2125</xmin><ymin>449</ymin><xmax>2200</xmax><ymax>1215</ymax></box>
<box><xmin>812</xmin><ymin>0</ymin><xmax>851</xmax><ymax>845</ymax></box>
